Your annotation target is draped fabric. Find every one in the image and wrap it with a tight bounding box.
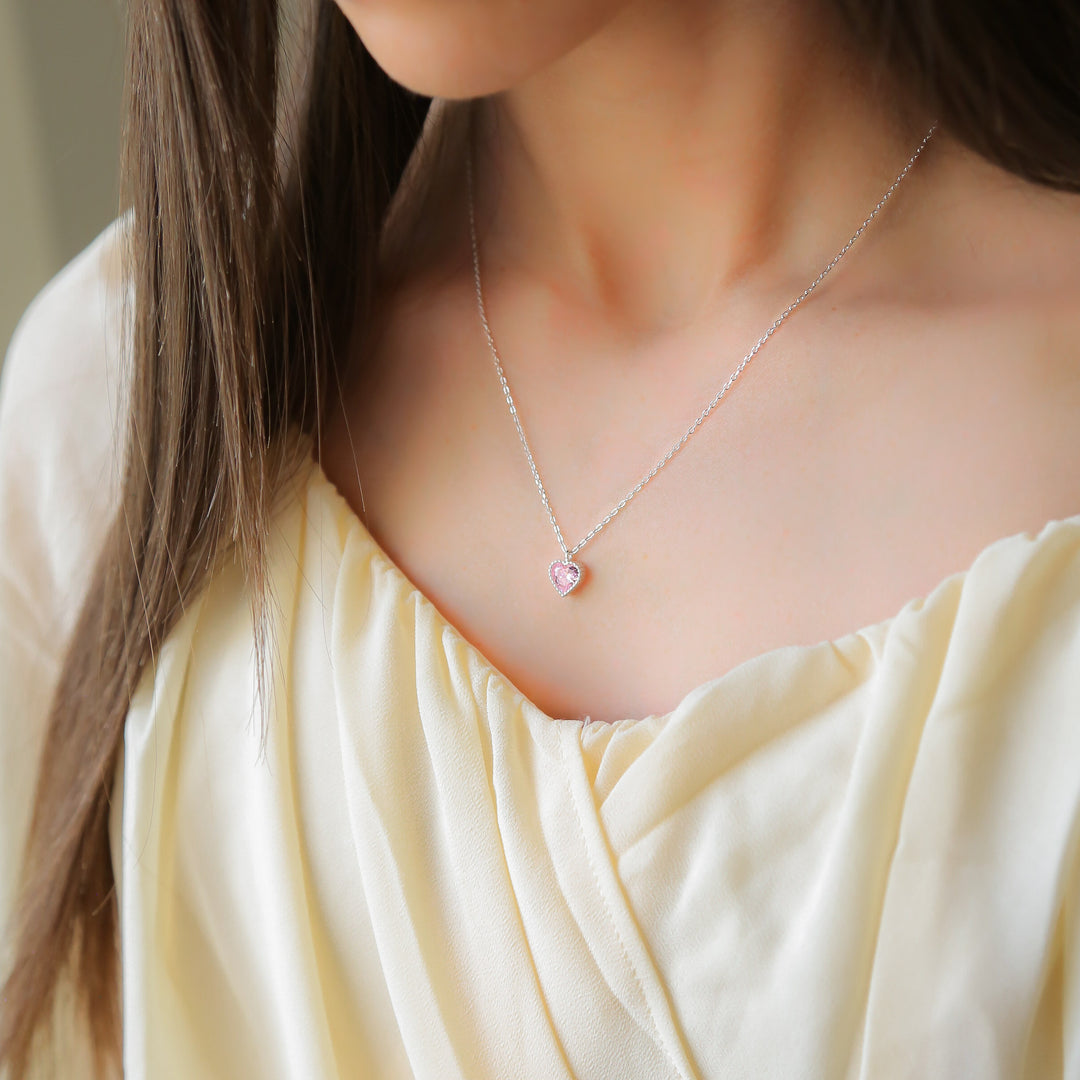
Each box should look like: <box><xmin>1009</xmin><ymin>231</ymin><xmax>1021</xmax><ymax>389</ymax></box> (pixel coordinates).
<box><xmin>3</xmin><ymin>221</ymin><xmax>1080</xmax><ymax>1079</ymax></box>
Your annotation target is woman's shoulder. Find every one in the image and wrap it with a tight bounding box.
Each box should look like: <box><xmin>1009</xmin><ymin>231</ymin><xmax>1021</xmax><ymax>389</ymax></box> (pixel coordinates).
<box><xmin>0</xmin><ymin>214</ymin><xmax>130</xmax><ymax>642</ymax></box>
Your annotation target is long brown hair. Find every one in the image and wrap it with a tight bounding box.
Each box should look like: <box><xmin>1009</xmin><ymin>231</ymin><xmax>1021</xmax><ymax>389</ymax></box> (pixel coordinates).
<box><xmin>0</xmin><ymin>1</ymin><xmax>427</xmax><ymax>1073</ymax></box>
<box><xmin>1</xmin><ymin>0</ymin><xmax>1078</xmax><ymax>1074</ymax></box>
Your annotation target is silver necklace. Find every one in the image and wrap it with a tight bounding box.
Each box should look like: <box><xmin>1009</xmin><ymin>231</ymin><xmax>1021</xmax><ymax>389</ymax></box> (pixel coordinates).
<box><xmin>466</xmin><ymin>124</ymin><xmax>937</xmax><ymax>597</ymax></box>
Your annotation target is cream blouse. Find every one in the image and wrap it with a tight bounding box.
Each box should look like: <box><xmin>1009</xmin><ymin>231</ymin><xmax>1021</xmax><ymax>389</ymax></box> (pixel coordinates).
<box><xmin>2</xmin><ymin>220</ymin><xmax>1079</xmax><ymax>1080</ymax></box>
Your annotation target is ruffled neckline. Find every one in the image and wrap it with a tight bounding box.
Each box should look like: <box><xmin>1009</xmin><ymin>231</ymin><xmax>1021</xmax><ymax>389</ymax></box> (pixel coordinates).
<box><xmin>301</xmin><ymin>445</ymin><xmax>1080</xmax><ymax>729</ymax></box>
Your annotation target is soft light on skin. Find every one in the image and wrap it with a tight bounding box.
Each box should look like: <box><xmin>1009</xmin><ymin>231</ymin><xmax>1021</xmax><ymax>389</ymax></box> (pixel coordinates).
<box><xmin>320</xmin><ymin>0</ymin><xmax>1080</xmax><ymax>726</ymax></box>
<box><xmin>332</xmin><ymin>0</ymin><xmax>630</xmax><ymax>99</ymax></box>
<box><xmin>332</xmin><ymin>0</ymin><xmax>933</xmax><ymax>336</ymax></box>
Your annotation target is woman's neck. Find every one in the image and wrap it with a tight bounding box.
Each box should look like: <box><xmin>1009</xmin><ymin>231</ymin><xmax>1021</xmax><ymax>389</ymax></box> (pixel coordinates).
<box><xmin>471</xmin><ymin>0</ymin><xmax>934</xmax><ymax>334</ymax></box>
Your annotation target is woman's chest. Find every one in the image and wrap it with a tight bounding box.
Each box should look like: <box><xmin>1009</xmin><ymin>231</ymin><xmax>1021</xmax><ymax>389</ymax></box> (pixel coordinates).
<box><xmin>322</xmin><ymin>287</ymin><xmax>1080</xmax><ymax>723</ymax></box>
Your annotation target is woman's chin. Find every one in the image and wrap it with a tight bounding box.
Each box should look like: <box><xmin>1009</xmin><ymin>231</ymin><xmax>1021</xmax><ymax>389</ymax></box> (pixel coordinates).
<box><xmin>332</xmin><ymin>0</ymin><xmax>626</xmax><ymax>99</ymax></box>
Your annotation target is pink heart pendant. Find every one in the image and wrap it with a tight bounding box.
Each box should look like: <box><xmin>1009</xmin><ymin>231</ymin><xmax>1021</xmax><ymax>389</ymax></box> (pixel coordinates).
<box><xmin>549</xmin><ymin>559</ymin><xmax>583</xmax><ymax>597</ymax></box>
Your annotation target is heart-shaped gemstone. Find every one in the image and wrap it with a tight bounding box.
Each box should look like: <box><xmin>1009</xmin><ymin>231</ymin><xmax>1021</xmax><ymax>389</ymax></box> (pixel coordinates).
<box><xmin>549</xmin><ymin>559</ymin><xmax>583</xmax><ymax>597</ymax></box>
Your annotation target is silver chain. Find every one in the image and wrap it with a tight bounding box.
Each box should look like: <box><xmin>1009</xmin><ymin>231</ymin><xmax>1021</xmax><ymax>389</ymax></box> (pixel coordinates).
<box><xmin>466</xmin><ymin>124</ymin><xmax>937</xmax><ymax>562</ymax></box>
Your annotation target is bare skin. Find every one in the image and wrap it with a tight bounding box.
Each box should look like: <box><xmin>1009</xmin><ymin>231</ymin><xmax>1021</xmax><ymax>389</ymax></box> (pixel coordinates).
<box><xmin>321</xmin><ymin>0</ymin><xmax>1080</xmax><ymax>723</ymax></box>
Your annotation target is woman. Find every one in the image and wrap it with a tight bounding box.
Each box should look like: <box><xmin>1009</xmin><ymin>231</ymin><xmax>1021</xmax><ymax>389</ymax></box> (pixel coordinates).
<box><xmin>2</xmin><ymin>0</ymin><xmax>1079</xmax><ymax>1075</ymax></box>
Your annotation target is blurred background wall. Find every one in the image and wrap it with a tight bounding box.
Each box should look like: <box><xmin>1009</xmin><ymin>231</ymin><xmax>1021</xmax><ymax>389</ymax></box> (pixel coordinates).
<box><xmin>0</xmin><ymin>0</ymin><xmax>125</xmax><ymax>364</ymax></box>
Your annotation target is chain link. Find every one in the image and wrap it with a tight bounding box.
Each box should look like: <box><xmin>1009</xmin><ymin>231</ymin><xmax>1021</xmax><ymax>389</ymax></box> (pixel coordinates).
<box><xmin>467</xmin><ymin>123</ymin><xmax>937</xmax><ymax>561</ymax></box>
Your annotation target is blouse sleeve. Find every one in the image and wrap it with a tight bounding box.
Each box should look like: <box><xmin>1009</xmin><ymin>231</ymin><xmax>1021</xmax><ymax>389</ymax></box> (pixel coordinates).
<box><xmin>0</xmin><ymin>218</ymin><xmax>128</xmax><ymax>977</ymax></box>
